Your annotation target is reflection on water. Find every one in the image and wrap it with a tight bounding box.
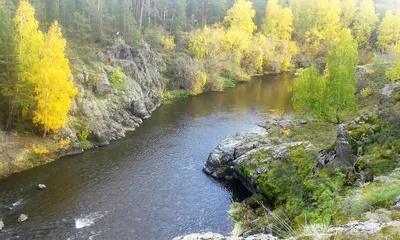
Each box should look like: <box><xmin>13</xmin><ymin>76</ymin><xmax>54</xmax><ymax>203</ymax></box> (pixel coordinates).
<box><xmin>0</xmin><ymin>73</ymin><xmax>293</xmax><ymax>240</ymax></box>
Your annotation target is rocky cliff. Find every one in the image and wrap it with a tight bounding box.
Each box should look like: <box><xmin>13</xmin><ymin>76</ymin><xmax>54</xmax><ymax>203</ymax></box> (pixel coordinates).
<box><xmin>63</xmin><ymin>40</ymin><xmax>165</xmax><ymax>153</ymax></box>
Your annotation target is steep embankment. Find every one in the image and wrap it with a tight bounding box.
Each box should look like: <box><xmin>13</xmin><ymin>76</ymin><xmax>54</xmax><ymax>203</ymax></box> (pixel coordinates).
<box><xmin>64</xmin><ymin>40</ymin><xmax>165</xmax><ymax>152</ymax></box>
<box><xmin>0</xmin><ymin>40</ymin><xmax>166</xmax><ymax>178</ymax></box>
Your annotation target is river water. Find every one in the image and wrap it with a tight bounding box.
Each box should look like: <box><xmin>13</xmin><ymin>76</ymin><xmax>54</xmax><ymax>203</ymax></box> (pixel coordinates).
<box><xmin>0</xmin><ymin>73</ymin><xmax>293</xmax><ymax>240</ymax></box>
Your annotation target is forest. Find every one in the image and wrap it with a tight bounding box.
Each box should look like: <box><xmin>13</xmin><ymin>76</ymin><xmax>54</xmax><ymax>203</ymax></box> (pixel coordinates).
<box><xmin>0</xmin><ymin>1</ymin><xmax>400</xmax><ymax>239</ymax></box>
<box><xmin>0</xmin><ymin>0</ymin><xmax>400</xmax><ymax>135</ymax></box>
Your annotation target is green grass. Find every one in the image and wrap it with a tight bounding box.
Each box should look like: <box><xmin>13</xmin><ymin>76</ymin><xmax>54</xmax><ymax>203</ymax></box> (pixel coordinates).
<box><xmin>349</xmin><ymin>181</ymin><xmax>400</xmax><ymax>217</ymax></box>
<box><xmin>222</xmin><ymin>76</ymin><xmax>238</xmax><ymax>89</ymax></box>
<box><xmin>161</xmin><ymin>90</ymin><xmax>189</xmax><ymax>104</ymax></box>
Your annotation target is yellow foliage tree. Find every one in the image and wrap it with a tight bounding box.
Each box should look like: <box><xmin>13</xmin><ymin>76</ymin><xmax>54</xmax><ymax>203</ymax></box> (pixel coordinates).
<box><xmin>386</xmin><ymin>44</ymin><xmax>400</xmax><ymax>82</ymax></box>
<box><xmin>33</xmin><ymin>21</ymin><xmax>77</xmax><ymax>135</ymax></box>
<box><xmin>14</xmin><ymin>1</ymin><xmax>44</xmax><ymax>116</ymax></box>
<box><xmin>306</xmin><ymin>0</ymin><xmax>342</xmax><ymax>55</ymax></box>
<box><xmin>377</xmin><ymin>10</ymin><xmax>400</xmax><ymax>52</ymax></box>
<box><xmin>353</xmin><ymin>0</ymin><xmax>378</xmax><ymax>48</ymax></box>
<box><xmin>262</xmin><ymin>0</ymin><xmax>297</xmax><ymax>72</ymax></box>
<box><xmin>340</xmin><ymin>0</ymin><xmax>357</xmax><ymax>28</ymax></box>
<box><xmin>264</xmin><ymin>0</ymin><xmax>293</xmax><ymax>41</ymax></box>
<box><xmin>188</xmin><ymin>26</ymin><xmax>212</xmax><ymax>60</ymax></box>
<box><xmin>224</xmin><ymin>0</ymin><xmax>257</xmax><ymax>35</ymax></box>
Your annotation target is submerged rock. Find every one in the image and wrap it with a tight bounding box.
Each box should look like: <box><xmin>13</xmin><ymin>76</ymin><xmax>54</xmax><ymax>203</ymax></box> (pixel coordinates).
<box><xmin>18</xmin><ymin>214</ymin><xmax>28</xmax><ymax>222</ymax></box>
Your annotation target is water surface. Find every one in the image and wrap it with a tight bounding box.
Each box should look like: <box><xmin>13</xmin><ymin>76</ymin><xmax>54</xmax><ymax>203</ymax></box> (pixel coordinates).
<box><xmin>0</xmin><ymin>73</ymin><xmax>293</xmax><ymax>240</ymax></box>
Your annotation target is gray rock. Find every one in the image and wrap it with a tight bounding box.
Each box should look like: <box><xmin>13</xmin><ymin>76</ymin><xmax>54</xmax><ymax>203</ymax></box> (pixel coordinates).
<box><xmin>357</xmin><ymin>147</ymin><xmax>363</xmax><ymax>156</ymax></box>
<box><xmin>203</xmin><ymin>132</ymin><xmax>270</xmax><ymax>179</ymax></box>
<box><xmin>314</xmin><ymin>124</ymin><xmax>356</xmax><ymax>174</ymax></box>
<box><xmin>299</xmin><ymin>119</ymin><xmax>307</xmax><ymax>124</ymax></box>
<box><xmin>172</xmin><ymin>232</ymin><xmax>225</xmax><ymax>240</ymax></box>
<box><xmin>172</xmin><ymin>233</ymin><xmax>277</xmax><ymax>240</ymax></box>
<box><xmin>390</xmin><ymin>195</ymin><xmax>400</xmax><ymax>210</ymax></box>
<box><xmin>0</xmin><ymin>220</ymin><xmax>4</xmax><ymax>230</ymax></box>
<box><xmin>37</xmin><ymin>184</ymin><xmax>46</xmax><ymax>190</ymax></box>
<box><xmin>378</xmin><ymin>83</ymin><xmax>400</xmax><ymax>122</ymax></box>
<box><xmin>380</xmin><ymin>82</ymin><xmax>400</xmax><ymax>100</ymax></box>
<box><xmin>242</xmin><ymin>231</ymin><xmax>252</xmax><ymax>238</ymax></box>
<box><xmin>204</xmin><ymin>130</ymin><xmax>312</xmax><ymax>193</ymax></box>
<box><xmin>328</xmin><ymin>219</ymin><xmax>400</xmax><ymax>235</ymax></box>
<box><xmin>18</xmin><ymin>214</ymin><xmax>28</xmax><ymax>222</ymax></box>
<box><xmin>69</xmin><ymin>41</ymin><xmax>165</xmax><ymax>147</ymax></box>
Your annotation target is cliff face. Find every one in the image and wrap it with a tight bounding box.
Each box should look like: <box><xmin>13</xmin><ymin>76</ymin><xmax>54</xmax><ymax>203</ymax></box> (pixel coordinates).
<box><xmin>64</xmin><ymin>40</ymin><xmax>166</xmax><ymax>152</ymax></box>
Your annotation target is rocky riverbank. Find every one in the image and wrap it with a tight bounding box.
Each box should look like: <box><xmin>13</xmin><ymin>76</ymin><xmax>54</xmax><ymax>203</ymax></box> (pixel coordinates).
<box><xmin>0</xmin><ymin>39</ymin><xmax>166</xmax><ymax>178</ymax></box>
<box><xmin>179</xmin><ymin>81</ymin><xmax>400</xmax><ymax>239</ymax></box>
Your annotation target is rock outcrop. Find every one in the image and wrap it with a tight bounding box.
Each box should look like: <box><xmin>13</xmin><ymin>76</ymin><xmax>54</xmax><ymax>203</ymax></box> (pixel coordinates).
<box><xmin>203</xmin><ymin>131</ymin><xmax>313</xmax><ymax>193</ymax></box>
<box><xmin>172</xmin><ymin>232</ymin><xmax>277</xmax><ymax>240</ymax></box>
<box><xmin>203</xmin><ymin>132</ymin><xmax>270</xmax><ymax>179</ymax></box>
<box><xmin>378</xmin><ymin>82</ymin><xmax>400</xmax><ymax>122</ymax></box>
<box><xmin>314</xmin><ymin>124</ymin><xmax>356</xmax><ymax>174</ymax></box>
<box><xmin>64</xmin><ymin>40</ymin><xmax>165</xmax><ymax>149</ymax></box>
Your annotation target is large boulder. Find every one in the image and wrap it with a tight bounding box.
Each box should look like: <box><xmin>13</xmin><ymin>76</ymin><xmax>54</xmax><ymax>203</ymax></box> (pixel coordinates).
<box><xmin>203</xmin><ymin>131</ymin><xmax>313</xmax><ymax>193</ymax></box>
<box><xmin>314</xmin><ymin>124</ymin><xmax>356</xmax><ymax>174</ymax></box>
<box><xmin>203</xmin><ymin>132</ymin><xmax>270</xmax><ymax>179</ymax></box>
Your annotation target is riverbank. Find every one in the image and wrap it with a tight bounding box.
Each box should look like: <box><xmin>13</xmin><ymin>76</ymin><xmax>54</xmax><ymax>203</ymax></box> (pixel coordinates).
<box><xmin>0</xmin><ymin>36</ymin><xmax>297</xmax><ymax>180</ymax></box>
<box><xmin>0</xmin><ymin>40</ymin><xmax>166</xmax><ymax>179</ymax></box>
<box><xmin>0</xmin><ymin>73</ymin><xmax>294</xmax><ymax>239</ymax></box>
<box><xmin>187</xmin><ymin>65</ymin><xmax>400</xmax><ymax>239</ymax></box>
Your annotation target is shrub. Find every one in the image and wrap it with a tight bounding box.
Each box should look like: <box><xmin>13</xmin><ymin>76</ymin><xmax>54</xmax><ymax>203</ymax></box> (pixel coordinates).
<box><xmin>59</xmin><ymin>137</ymin><xmax>71</xmax><ymax>150</ymax></box>
<box><xmin>222</xmin><ymin>77</ymin><xmax>238</xmax><ymax>88</ymax></box>
<box><xmin>161</xmin><ymin>90</ymin><xmax>189</xmax><ymax>104</ymax></box>
<box><xmin>360</xmin><ymin>87</ymin><xmax>372</xmax><ymax>97</ymax></box>
<box><xmin>32</xmin><ymin>144</ymin><xmax>49</xmax><ymax>155</ymax></box>
<box><xmin>111</xmin><ymin>66</ymin><xmax>126</xmax><ymax>85</ymax></box>
<box><xmin>162</xmin><ymin>35</ymin><xmax>176</xmax><ymax>50</ymax></box>
<box><xmin>280</xmin><ymin>128</ymin><xmax>291</xmax><ymax>137</ymax></box>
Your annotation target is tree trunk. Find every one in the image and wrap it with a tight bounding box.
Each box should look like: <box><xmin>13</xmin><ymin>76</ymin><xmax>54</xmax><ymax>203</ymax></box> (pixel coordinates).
<box><xmin>336</xmin><ymin>108</ymin><xmax>340</xmax><ymax>124</ymax></box>
<box><xmin>5</xmin><ymin>105</ymin><xmax>13</xmax><ymax>134</ymax></box>
<box><xmin>97</xmin><ymin>0</ymin><xmax>102</xmax><ymax>40</ymax></box>
<box><xmin>163</xmin><ymin>0</ymin><xmax>168</xmax><ymax>29</ymax></box>
<box><xmin>138</xmin><ymin>0</ymin><xmax>144</xmax><ymax>35</ymax></box>
<box><xmin>154</xmin><ymin>0</ymin><xmax>157</xmax><ymax>25</ymax></box>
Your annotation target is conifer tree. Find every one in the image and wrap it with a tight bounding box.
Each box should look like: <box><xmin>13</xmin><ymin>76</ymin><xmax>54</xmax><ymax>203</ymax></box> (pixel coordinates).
<box><xmin>0</xmin><ymin>6</ymin><xmax>17</xmax><ymax>131</ymax></box>
<box><xmin>13</xmin><ymin>1</ymin><xmax>44</xmax><ymax>118</ymax></box>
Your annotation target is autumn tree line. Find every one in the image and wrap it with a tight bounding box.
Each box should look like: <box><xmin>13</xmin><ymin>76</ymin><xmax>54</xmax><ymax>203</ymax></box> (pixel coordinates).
<box><xmin>0</xmin><ymin>1</ymin><xmax>76</xmax><ymax>136</ymax></box>
<box><xmin>1</xmin><ymin>0</ymin><xmax>400</xmax><ymax>136</ymax></box>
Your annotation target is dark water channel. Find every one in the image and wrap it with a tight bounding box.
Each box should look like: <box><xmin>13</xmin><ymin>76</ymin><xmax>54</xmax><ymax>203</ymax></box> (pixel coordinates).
<box><xmin>0</xmin><ymin>73</ymin><xmax>293</xmax><ymax>240</ymax></box>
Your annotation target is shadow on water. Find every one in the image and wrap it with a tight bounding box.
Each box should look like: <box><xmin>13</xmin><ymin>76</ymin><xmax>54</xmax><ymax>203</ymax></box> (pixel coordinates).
<box><xmin>0</xmin><ymin>73</ymin><xmax>293</xmax><ymax>240</ymax></box>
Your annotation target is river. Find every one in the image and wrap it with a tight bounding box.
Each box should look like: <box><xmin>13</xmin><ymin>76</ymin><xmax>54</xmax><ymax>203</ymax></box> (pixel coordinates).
<box><xmin>0</xmin><ymin>73</ymin><xmax>293</xmax><ymax>240</ymax></box>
